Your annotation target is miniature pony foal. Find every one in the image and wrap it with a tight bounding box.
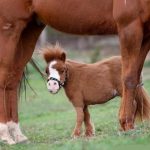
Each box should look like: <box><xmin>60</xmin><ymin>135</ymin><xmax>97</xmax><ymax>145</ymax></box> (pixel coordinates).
<box><xmin>43</xmin><ymin>46</ymin><xmax>150</xmax><ymax>138</ymax></box>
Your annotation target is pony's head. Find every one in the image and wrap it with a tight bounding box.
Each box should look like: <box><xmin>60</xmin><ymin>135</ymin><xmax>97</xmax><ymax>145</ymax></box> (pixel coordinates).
<box><xmin>43</xmin><ymin>45</ymin><xmax>67</xmax><ymax>94</ymax></box>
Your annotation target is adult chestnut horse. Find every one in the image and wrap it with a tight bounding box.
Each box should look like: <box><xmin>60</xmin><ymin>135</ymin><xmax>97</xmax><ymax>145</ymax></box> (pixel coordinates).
<box><xmin>0</xmin><ymin>0</ymin><xmax>150</xmax><ymax>144</ymax></box>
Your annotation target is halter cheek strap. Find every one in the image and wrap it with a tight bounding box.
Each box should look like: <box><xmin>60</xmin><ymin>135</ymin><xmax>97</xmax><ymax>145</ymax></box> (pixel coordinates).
<box><xmin>137</xmin><ymin>82</ymin><xmax>144</xmax><ymax>88</ymax></box>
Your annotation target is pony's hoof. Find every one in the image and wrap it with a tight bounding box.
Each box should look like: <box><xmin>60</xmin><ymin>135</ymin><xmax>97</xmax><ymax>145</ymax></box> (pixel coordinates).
<box><xmin>85</xmin><ymin>124</ymin><xmax>95</xmax><ymax>138</ymax></box>
<box><xmin>71</xmin><ymin>129</ymin><xmax>81</xmax><ymax>139</ymax></box>
<box><xmin>71</xmin><ymin>135</ymin><xmax>80</xmax><ymax>139</ymax></box>
<box><xmin>71</xmin><ymin>132</ymin><xmax>81</xmax><ymax>139</ymax></box>
<box><xmin>85</xmin><ymin>130</ymin><xmax>95</xmax><ymax>138</ymax></box>
<box><xmin>71</xmin><ymin>133</ymin><xmax>80</xmax><ymax>139</ymax></box>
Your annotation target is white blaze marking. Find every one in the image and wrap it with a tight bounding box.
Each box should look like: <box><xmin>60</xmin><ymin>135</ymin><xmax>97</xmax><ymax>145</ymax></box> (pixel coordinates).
<box><xmin>47</xmin><ymin>60</ymin><xmax>60</xmax><ymax>93</ymax></box>
<box><xmin>48</xmin><ymin>60</ymin><xmax>60</xmax><ymax>81</ymax></box>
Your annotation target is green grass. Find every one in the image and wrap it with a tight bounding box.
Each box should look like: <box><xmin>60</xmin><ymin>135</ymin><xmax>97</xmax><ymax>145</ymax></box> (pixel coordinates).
<box><xmin>0</xmin><ymin>58</ymin><xmax>150</xmax><ymax>150</ymax></box>
<box><xmin>144</xmin><ymin>60</ymin><xmax>150</xmax><ymax>67</ymax></box>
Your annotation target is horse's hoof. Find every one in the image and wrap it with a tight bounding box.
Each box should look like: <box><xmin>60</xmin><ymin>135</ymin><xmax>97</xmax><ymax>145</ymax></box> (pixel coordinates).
<box><xmin>119</xmin><ymin>116</ymin><xmax>135</xmax><ymax>131</ymax></box>
<box><xmin>14</xmin><ymin>135</ymin><xmax>28</xmax><ymax>144</ymax></box>
<box><xmin>0</xmin><ymin>137</ymin><xmax>16</xmax><ymax>145</ymax></box>
<box><xmin>7</xmin><ymin>121</ymin><xmax>28</xmax><ymax>144</ymax></box>
<box><xmin>119</xmin><ymin>123</ymin><xmax>134</xmax><ymax>131</ymax></box>
<box><xmin>0</xmin><ymin>123</ymin><xmax>16</xmax><ymax>145</ymax></box>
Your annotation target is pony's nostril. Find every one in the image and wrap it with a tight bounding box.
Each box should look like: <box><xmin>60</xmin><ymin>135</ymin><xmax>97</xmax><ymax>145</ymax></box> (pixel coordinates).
<box><xmin>54</xmin><ymin>82</ymin><xmax>57</xmax><ymax>85</ymax></box>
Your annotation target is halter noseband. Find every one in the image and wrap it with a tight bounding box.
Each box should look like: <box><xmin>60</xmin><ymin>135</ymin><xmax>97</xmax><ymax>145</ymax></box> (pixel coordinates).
<box><xmin>47</xmin><ymin>77</ymin><xmax>64</xmax><ymax>88</ymax></box>
<box><xmin>47</xmin><ymin>68</ymin><xmax>68</xmax><ymax>89</ymax></box>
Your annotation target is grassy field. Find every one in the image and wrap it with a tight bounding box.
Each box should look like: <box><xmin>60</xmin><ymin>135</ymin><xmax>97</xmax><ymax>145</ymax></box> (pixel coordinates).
<box><xmin>0</xmin><ymin>55</ymin><xmax>150</xmax><ymax>150</ymax></box>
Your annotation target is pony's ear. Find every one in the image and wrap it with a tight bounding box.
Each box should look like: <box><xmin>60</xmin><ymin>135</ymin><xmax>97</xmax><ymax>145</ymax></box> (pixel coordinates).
<box><xmin>60</xmin><ymin>51</ymin><xmax>66</xmax><ymax>62</ymax></box>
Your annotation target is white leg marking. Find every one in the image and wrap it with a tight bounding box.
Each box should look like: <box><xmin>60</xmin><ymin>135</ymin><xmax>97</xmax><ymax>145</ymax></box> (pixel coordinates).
<box><xmin>0</xmin><ymin>123</ymin><xmax>15</xmax><ymax>145</ymax></box>
<box><xmin>7</xmin><ymin>121</ymin><xmax>28</xmax><ymax>143</ymax></box>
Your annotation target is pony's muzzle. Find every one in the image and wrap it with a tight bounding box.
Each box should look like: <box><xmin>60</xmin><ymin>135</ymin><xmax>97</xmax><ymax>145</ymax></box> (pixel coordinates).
<box><xmin>47</xmin><ymin>80</ymin><xmax>60</xmax><ymax>94</ymax></box>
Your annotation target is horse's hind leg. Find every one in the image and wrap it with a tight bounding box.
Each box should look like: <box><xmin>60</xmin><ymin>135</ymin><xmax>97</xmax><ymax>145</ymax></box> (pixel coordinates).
<box><xmin>83</xmin><ymin>106</ymin><xmax>95</xmax><ymax>137</ymax></box>
<box><xmin>6</xmin><ymin>21</ymin><xmax>45</xmax><ymax>143</ymax></box>
<box><xmin>116</xmin><ymin>18</ymin><xmax>146</xmax><ymax>131</ymax></box>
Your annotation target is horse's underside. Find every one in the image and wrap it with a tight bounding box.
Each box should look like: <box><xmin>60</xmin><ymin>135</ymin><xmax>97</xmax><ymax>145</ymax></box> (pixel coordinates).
<box><xmin>0</xmin><ymin>0</ymin><xmax>150</xmax><ymax>144</ymax></box>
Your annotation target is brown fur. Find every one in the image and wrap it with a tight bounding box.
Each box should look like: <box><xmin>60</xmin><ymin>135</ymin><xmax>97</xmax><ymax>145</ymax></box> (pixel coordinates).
<box><xmin>43</xmin><ymin>45</ymin><xmax>66</xmax><ymax>63</ymax></box>
<box><xmin>1</xmin><ymin>0</ymin><xmax>150</xmax><ymax>144</ymax></box>
<box><xmin>43</xmin><ymin>46</ymin><xmax>150</xmax><ymax>137</ymax></box>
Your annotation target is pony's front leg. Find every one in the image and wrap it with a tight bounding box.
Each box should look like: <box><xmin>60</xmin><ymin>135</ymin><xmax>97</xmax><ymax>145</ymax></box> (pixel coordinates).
<box><xmin>117</xmin><ymin>18</ymin><xmax>143</xmax><ymax>131</ymax></box>
<box><xmin>83</xmin><ymin>106</ymin><xmax>95</xmax><ymax>137</ymax></box>
<box><xmin>72</xmin><ymin>107</ymin><xmax>84</xmax><ymax>138</ymax></box>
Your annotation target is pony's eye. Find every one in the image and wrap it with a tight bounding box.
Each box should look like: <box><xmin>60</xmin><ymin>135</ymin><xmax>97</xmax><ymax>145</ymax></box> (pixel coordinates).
<box><xmin>60</xmin><ymin>70</ymin><xmax>64</xmax><ymax>74</ymax></box>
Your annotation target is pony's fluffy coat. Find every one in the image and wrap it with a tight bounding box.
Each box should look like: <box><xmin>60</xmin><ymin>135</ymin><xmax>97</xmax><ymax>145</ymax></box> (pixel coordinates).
<box><xmin>44</xmin><ymin>47</ymin><xmax>150</xmax><ymax>137</ymax></box>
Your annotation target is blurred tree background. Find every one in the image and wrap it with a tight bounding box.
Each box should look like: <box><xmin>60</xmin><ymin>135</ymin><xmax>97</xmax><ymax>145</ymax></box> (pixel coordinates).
<box><xmin>25</xmin><ymin>26</ymin><xmax>149</xmax><ymax>87</ymax></box>
<box><xmin>36</xmin><ymin>27</ymin><xmax>120</xmax><ymax>62</ymax></box>
<box><xmin>36</xmin><ymin>27</ymin><xmax>150</xmax><ymax>64</ymax></box>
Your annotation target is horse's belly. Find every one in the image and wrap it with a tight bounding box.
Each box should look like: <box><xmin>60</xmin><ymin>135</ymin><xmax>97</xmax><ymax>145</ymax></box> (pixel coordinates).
<box><xmin>34</xmin><ymin>0</ymin><xmax>117</xmax><ymax>35</ymax></box>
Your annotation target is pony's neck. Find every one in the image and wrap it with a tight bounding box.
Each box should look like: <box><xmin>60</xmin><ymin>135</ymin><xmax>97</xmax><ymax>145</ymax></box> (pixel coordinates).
<box><xmin>64</xmin><ymin>60</ymin><xmax>83</xmax><ymax>88</ymax></box>
<box><xmin>63</xmin><ymin>62</ymin><xmax>73</xmax><ymax>87</ymax></box>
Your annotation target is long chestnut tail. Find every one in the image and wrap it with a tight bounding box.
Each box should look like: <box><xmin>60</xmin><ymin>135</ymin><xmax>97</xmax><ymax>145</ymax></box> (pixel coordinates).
<box><xmin>135</xmin><ymin>86</ymin><xmax>150</xmax><ymax>121</ymax></box>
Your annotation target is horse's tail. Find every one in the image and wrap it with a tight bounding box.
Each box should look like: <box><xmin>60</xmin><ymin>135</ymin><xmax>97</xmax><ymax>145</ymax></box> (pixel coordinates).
<box><xmin>19</xmin><ymin>58</ymin><xmax>46</xmax><ymax>99</ymax></box>
<box><xmin>135</xmin><ymin>86</ymin><xmax>150</xmax><ymax>121</ymax></box>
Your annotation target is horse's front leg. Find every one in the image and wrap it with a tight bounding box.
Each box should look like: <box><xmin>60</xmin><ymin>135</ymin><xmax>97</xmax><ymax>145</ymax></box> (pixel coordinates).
<box><xmin>72</xmin><ymin>107</ymin><xmax>84</xmax><ymax>138</ymax></box>
<box><xmin>83</xmin><ymin>106</ymin><xmax>95</xmax><ymax>137</ymax></box>
<box><xmin>0</xmin><ymin>18</ymin><xmax>28</xmax><ymax>144</ymax></box>
<box><xmin>6</xmin><ymin>21</ymin><xmax>45</xmax><ymax>143</ymax></box>
<box><xmin>6</xmin><ymin>69</ymin><xmax>28</xmax><ymax>143</ymax></box>
<box><xmin>117</xmin><ymin>18</ymin><xmax>143</xmax><ymax>131</ymax></box>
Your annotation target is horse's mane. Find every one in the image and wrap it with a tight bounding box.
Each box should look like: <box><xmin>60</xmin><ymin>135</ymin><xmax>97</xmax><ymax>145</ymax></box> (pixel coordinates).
<box><xmin>43</xmin><ymin>44</ymin><xmax>66</xmax><ymax>63</ymax></box>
